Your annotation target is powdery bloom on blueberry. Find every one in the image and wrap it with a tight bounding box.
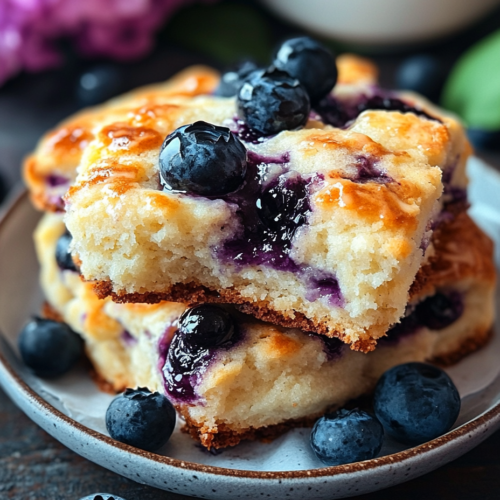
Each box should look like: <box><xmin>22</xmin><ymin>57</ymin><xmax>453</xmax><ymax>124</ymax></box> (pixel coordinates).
<box><xmin>0</xmin><ymin>0</ymin><xmax>214</xmax><ymax>85</ymax></box>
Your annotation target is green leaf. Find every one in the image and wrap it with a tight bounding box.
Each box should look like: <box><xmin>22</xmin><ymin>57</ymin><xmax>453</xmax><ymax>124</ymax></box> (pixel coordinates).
<box><xmin>165</xmin><ymin>3</ymin><xmax>272</xmax><ymax>65</ymax></box>
<box><xmin>442</xmin><ymin>29</ymin><xmax>500</xmax><ymax>130</ymax></box>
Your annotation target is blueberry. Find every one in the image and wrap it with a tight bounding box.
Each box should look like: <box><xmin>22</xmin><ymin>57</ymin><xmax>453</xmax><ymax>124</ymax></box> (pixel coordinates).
<box><xmin>374</xmin><ymin>362</ymin><xmax>461</xmax><ymax>445</ymax></box>
<box><xmin>310</xmin><ymin>409</ymin><xmax>384</xmax><ymax>466</ymax></box>
<box><xmin>257</xmin><ymin>173</ymin><xmax>309</xmax><ymax>234</ymax></box>
<box><xmin>106</xmin><ymin>388</ymin><xmax>176</xmax><ymax>452</ymax></box>
<box><xmin>159</xmin><ymin>121</ymin><xmax>247</xmax><ymax>196</ymax></box>
<box><xmin>55</xmin><ymin>231</ymin><xmax>79</xmax><ymax>272</ymax></box>
<box><xmin>396</xmin><ymin>55</ymin><xmax>445</xmax><ymax>101</ymax></box>
<box><xmin>416</xmin><ymin>292</ymin><xmax>463</xmax><ymax>330</ymax></box>
<box><xmin>178</xmin><ymin>305</ymin><xmax>235</xmax><ymax>349</ymax></box>
<box><xmin>163</xmin><ymin>306</ymin><xmax>238</xmax><ymax>402</ymax></box>
<box><xmin>79</xmin><ymin>495</ymin><xmax>127</xmax><ymax>500</ymax></box>
<box><xmin>18</xmin><ymin>318</ymin><xmax>84</xmax><ymax>378</ymax></box>
<box><xmin>467</xmin><ymin>128</ymin><xmax>500</xmax><ymax>152</ymax></box>
<box><xmin>273</xmin><ymin>36</ymin><xmax>337</xmax><ymax>103</ymax></box>
<box><xmin>357</xmin><ymin>95</ymin><xmax>437</xmax><ymax>122</ymax></box>
<box><xmin>214</xmin><ymin>60</ymin><xmax>259</xmax><ymax>97</ymax></box>
<box><xmin>237</xmin><ymin>67</ymin><xmax>310</xmax><ymax>135</ymax></box>
<box><xmin>76</xmin><ymin>65</ymin><xmax>122</xmax><ymax>106</ymax></box>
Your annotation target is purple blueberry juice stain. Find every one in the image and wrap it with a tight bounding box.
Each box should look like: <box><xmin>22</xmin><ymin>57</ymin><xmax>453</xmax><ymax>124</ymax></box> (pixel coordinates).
<box><xmin>247</xmin><ymin>150</ymin><xmax>290</xmax><ymax>165</ymax></box>
<box><xmin>231</xmin><ymin>118</ymin><xmax>270</xmax><ymax>144</ymax></box>
<box><xmin>441</xmin><ymin>157</ymin><xmax>467</xmax><ymax>206</ymax></box>
<box><xmin>46</xmin><ymin>174</ymin><xmax>69</xmax><ymax>187</ymax></box>
<box><xmin>162</xmin><ymin>324</ymin><xmax>244</xmax><ymax>404</ymax></box>
<box><xmin>379</xmin><ymin>308</ymin><xmax>421</xmax><ymax>346</ymax></box>
<box><xmin>214</xmin><ymin>152</ymin><xmax>344</xmax><ymax>305</ymax></box>
<box><xmin>380</xmin><ymin>291</ymin><xmax>464</xmax><ymax>345</ymax></box>
<box><xmin>350</xmin><ymin>155</ymin><xmax>392</xmax><ymax>184</ymax></box>
<box><xmin>417</xmin><ymin>291</ymin><xmax>464</xmax><ymax>330</ymax></box>
<box><xmin>308</xmin><ymin>333</ymin><xmax>345</xmax><ymax>361</ymax></box>
<box><xmin>45</xmin><ymin>175</ymin><xmax>70</xmax><ymax>211</ymax></box>
<box><xmin>120</xmin><ymin>330</ymin><xmax>137</xmax><ymax>347</ymax></box>
<box><xmin>216</xmin><ymin>151</ymin><xmax>313</xmax><ymax>272</ymax></box>
<box><xmin>314</xmin><ymin>91</ymin><xmax>440</xmax><ymax>129</ymax></box>
<box><xmin>303</xmin><ymin>269</ymin><xmax>343</xmax><ymax>307</ymax></box>
<box><xmin>157</xmin><ymin>322</ymin><xmax>178</xmax><ymax>383</ymax></box>
<box><xmin>445</xmin><ymin>186</ymin><xmax>467</xmax><ymax>205</ymax></box>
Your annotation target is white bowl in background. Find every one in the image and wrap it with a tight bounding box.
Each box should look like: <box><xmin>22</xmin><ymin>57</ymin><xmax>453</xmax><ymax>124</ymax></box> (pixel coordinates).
<box><xmin>261</xmin><ymin>0</ymin><xmax>500</xmax><ymax>47</ymax></box>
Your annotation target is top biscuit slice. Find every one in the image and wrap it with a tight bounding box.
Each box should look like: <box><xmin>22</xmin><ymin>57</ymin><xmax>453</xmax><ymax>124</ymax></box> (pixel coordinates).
<box><xmin>25</xmin><ymin>57</ymin><xmax>471</xmax><ymax>351</ymax></box>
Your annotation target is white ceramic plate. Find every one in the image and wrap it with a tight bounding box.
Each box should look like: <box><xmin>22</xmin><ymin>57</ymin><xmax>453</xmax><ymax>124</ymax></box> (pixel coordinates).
<box><xmin>2</xmin><ymin>157</ymin><xmax>500</xmax><ymax>499</ymax></box>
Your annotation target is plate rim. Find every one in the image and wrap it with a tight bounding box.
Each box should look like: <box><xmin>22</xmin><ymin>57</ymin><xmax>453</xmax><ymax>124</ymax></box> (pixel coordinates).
<box><xmin>2</xmin><ymin>190</ymin><xmax>500</xmax><ymax>483</ymax></box>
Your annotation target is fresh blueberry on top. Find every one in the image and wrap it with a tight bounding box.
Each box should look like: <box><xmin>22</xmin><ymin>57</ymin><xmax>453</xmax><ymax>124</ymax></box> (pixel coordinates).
<box><xmin>76</xmin><ymin>64</ymin><xmax>122</xmax><ymax>106</ymax></box>
<box><xmin>374</xmin><ymin>362</ymin><xmax>461</xmax><ymax>444</ymax></box>
<box><xmin>416</xmin><ymin>292</ymin><xmax>463</xmax><ymax>330</ymax></box>
<box><xmin>55</xmin><ymin>231</ymin><xmax>79</xmax><ymax>273</ymax></box>
<box><xmin>396</xmin><ymin>55</ymin><xmax>445</xmax><ymax>101</ymax></box>
<box><xmin>310</xmin><ymin>409</ymin><xmax>384</xmax><ymax>466</ymax></box>
<box><xmin>159</xmin><ymin>121</ymin><xmax>247</xmax><ymax>196</ymax></box>
<box><xmin>257</xmin><ymin>173</ymin><xmax>310</xmax><ymax>235</ymax></box>
<box><xmin>214</xmin><ymin>60</ymin><xmax>259</xmax><ymax>97</ymax></box>
<box><xmin>237</xmin><ymin>67</ymin><xmax>310</xmax><ymax>135</ymax></box>
<box><xmin>106</xmin><ymin>387</ymin><xmax>176</xmax><ymax>452</ymax></box>
<box><xmin>18</xmin><ymin>317</ymin><xmax>84</xmax><ymax>378</ymax></box>
<box><xmin>273</xmin><ymin>36</ymin><xmax>337</xmax><ymax>103</ymax></box>
<box><xmin>178</xmin><ymin>305</ymin><xmax>236</xmax><ymax>349</ymax></box>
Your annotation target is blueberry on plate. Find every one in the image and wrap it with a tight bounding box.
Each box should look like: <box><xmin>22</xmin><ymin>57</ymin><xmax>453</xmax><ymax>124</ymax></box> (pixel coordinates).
<box><xmin>396</xmin><ymin>55</ymin><xmax>445</xmax><ymax>101</ymax></box>
<box><xmin>374</xmin><ymin>362</ymin><xmax>461</xmax><ymax>444</ymax></box>
<box><xmin>159</xmin><ymin>121</ymin><xmax>247</xmax><ymax>196</ymax></box>
<box><xmin>214</xmin><ymin>60</ymin><xmax>259</xmax><ymax>97</ymax></box>
<box><xmin>55</xmin><ymin>231</ymin><xmax>79</xmax><ymax>272</ymax></box>
<box><xmin>76</xmin><ymin>64</ymin><xmax>122</xmax><ymax>106</ymax></box>
<box><xmin>310</xmin><ymin>409</ymin><xmax>384</xmax><ymax>466</ymax></box>
<box><xmin>415</xmin><ymin>292</ymin><xmax>463</xmax><ymax>330</ymax></box>
<box><xmin>467</xmin><ymin>128</ymin><xmax>500</xmax><ymax>152</ymax></box>
<box><xmin>178</xmin><ymin>304</ymin><xmax>236</xmax><ymax>349</ymax></box>
<box><xmin>273</xmin><ymin>36</ymin><xmax>337</xmax><ymax>103</ymax></box>
<box><xmin>106</xmin><ymin>388</ymin><xmax>176</xmax><ymax>452</ymax></box>
<box><xmin>18</xmin><ymin>317</ymin><xmax>84</xmax><ymax>378</ymax></box>
<box><xmin>237</xmin><ymin>67</ymin><xmax>310</xmax><ymax>136</ymax></box>
<box><xmin>79</xmin><ymin>495</ymin><xmax>127</xmax><ymax>500</ymax></box>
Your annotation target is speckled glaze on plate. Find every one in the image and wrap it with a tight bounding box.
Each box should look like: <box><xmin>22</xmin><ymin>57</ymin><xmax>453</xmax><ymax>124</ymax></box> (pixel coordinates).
<box><xmin>1</xmin><ymin>157</ymin><xmax>500</xmax><ymax>499</ymax></box>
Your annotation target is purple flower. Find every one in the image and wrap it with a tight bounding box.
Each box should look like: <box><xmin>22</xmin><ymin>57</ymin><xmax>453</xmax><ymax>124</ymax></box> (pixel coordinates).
<box><xmin>0</xmin><ymin>0</ymin><xmax>214</xmax><ymax>85</ymax></box>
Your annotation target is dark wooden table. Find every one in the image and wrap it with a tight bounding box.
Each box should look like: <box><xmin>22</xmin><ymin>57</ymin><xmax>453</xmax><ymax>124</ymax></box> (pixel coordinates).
<box><xmin>2</xmin><ymin>2</ymin><xmax>500</xmax><ymax>498</ymax></box>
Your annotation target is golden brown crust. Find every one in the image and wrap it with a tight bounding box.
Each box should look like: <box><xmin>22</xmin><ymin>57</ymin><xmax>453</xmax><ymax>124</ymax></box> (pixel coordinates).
<box><xmin>178</xmin><ymin>407</ymin><xmax>321</xmax><ymax>450</ymax></box>
<box><xmin>89</xmin><ymin>367</ymin><xmax>127</xmax><ymax>394</ymax></box>
<box><xmin>410</xmin><ymin>210</ymin><xmax>495</xmax><ymax>300</ymax></box>
<box><xmin>337</xmin><ymin>54</ymin><xmax>379</xmax><ymax>85</ymax></box>
<box><xmin>91</xmin><ymin>279</ymin><xmax>377</xmax><ymax>352</ymax></box>
<box><xmin>432</xmin><ymin>326</ymin><xmax>493</xmax><ymax>366</ymax></box>
<box><xmin>41</xmin><ymin>301</ymin><xmax>64</xmax><ymax>321</ymax></box>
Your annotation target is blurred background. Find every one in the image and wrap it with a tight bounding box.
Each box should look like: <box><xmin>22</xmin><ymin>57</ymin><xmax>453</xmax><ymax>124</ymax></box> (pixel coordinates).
<box><xmin>1</xmin><ymin>0</ymin><xmax>500</xmax><ymax>206</ymax></box>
